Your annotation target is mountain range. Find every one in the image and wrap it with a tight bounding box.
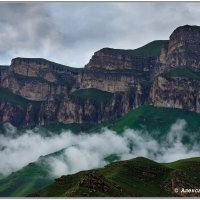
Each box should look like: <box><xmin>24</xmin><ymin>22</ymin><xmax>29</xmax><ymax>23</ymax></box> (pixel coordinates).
<box><xmin>1</xmin><ymin>24</ymin><xmax>200</xmax><ymax>197</ymax></box>
<box><xmin>1</xmin><ymin>25</ymin><xmax>200</xmax><ymax>128</ymax></box>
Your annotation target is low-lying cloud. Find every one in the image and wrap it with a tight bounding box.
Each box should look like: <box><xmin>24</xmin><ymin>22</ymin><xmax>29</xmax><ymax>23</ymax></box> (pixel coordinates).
<box><xmin>0</xmin><ymin>119</ymin><xmax>200</xmax><ymax>178</ymax></box>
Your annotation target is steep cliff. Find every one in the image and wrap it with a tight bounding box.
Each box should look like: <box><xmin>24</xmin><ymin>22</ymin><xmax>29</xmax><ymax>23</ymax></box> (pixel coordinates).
<box><xmin>0</xmin><ymin>87</ymin><xmax>42</xmax><ymax>127</ymax></box>
<box><xmin>150</xmin><ymin>25</ymin><xmax>200</xmax><ymax>113</ymax></box>
<box><xmin>37</xmin><ymin>85</ymin><xmax>150</xmax><ymax>126</ymax></box>
<box><xmin>0</xmin><ymin>66</ymin><xmax>9</xmax><ymax>84</ymax></box>
<box><xmin>0</xmin><ymin>58</ymin><xmax>82</xmax><ymax>127</ymax></box>
<box><xmin>2</xmin><ymin>58</ymin><xmax>81</xmax><ymax>101</ymax></box>
<box><xmin>0</xmin><ymin>41</ymin><xmax>156</xmax><ymax>127</ymax></box>
<box><xmin>1</xmin><ymin>25</ymin><xmax>200</xmax><ymax>127</ymax></box>
<box><xmin>80</xmin><ymin>40</ymin><xmax>167</xmax><ymax>92</ymax></box>
<box><xmin>153</xmin><ymin>25</ymin><xmax>200</xmax><ymax>77</ymax></box>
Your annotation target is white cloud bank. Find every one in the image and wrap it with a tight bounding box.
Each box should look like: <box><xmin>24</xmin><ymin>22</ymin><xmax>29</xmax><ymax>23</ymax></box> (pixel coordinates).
<box><xmin>0</xmin><ymin>120</ymin><xmax>200</xmax><ymax>178</ymax></box>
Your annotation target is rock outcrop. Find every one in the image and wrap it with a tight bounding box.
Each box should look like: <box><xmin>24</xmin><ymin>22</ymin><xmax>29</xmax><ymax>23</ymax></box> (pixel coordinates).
<box><xmin>1</xmin><ymin>25</ymin><xmax>200</xmax><ymax>127</ymax></box>
<box><xmin>85</xmin><ymin>47</ymin><xmax>156</xmax><ymax>71</ymax></box>
<box><xmin>2</xmin><ymin>58</ymin><xmax>80</xmax><ymax>101</ymax></box>
<box><xmin>150</xmin><ymin>76</ymin><xmax>200</xmax><ymax>112</ymax></box>
<box><xmin>153</xmin><ymin>25</ymin><xmax>200</xmax><ymax>77</ymax></box>
<box><xmin>150</xmin><ymin>25</ymin><xmax>200</xmax><ymax>113</ymax></box>
<box><xmin>80</xmin><ymin>41</ymin><xmax>166</xmax><ymax>93</ymax></box>
<box><xmin>0</xmin><ymin>66</ymin><xmax>9</xmax><ymax>84</ymax></box>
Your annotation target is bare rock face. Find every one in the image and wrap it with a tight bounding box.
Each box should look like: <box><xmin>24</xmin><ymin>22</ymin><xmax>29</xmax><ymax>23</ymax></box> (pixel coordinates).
<box><xmin>150</xmin><ymin>25</ymin><xmax>200</xmax><ymax>112</ymax></box>
<box><xmin>3</xmin><ymin>75</ymin><xmax>50</xmax><ymax>101</ymax></box>
<box><xmin>85</xmin><ymin>48</ymin><xmax>156</xmax><ymax>71</ymax></box>
<box><xmin>2</xmin><ymin>58</ymin><xmax>79</xmax><ymax>101</ymax></box>
<box><xmin>80</xmin><ymin>45</ymin><xmax>160</xmax><ymax>92</ymax></box>
<box><xmin>1</xmin><ymin>25</ymin><xmax>200</xmax><ymax>128</ymax></box>
<box><xmin>36</xmin><ymin>83</ymin><xmax>150</xmax><ymax>126</ymax></box>
<box><xmin>150</xmin><ymin>75</ymin><xmax>200</xmax><ymax>113</ymax></box>
<box><xmin>153</xmin><ymin>25</ymin><xmax>200</xmax><ymax>77</ymax></box>
<box><xmin>0</xmin><ymin>101</ymin><xmax>41</xmax><ymax>127</ymax></box>
<box><xmin>0</xmin><ymin>66</ymin><xmax>9</xmax><ymax>84</ymax></box>
<box><xmin>167</xmin><ymin>25</ymin><xmax>200</xmax><ymax>70</ymax></box>
<box><xmin>78</xmin><ymin>69</ymin><xmax>142</xmax><ymax>93</ymax></box>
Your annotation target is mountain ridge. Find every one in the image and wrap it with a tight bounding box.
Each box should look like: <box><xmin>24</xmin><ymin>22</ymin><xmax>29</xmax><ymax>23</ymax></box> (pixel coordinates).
<box><xmin>29</xmin><ymin>156</ymin><xmax>200</xmax><ymax>197</ymax></box>
<box><xmin>0</xmin><ymin>25</ymin><xmax>200</xmax><ymax>127</ymax></box>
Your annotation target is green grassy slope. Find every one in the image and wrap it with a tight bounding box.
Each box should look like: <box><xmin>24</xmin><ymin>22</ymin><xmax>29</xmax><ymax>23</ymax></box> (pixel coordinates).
<box><xmin>40</xmin><ymin>122</ymin><xmax>93</xmax><ymax>134</ymax></box>
<box><xmin>30</xmin><ymin>156</ymin><xmax>200</xmax><ymax>197</ymax></box>
<box><xmin>0</xmin><ymin>146</ymin><xmax>70</xmax><ymax>197</ymax></box>
<box><xmin>0</xmin><ymin>160</ymin><xmax>51</xmax><ymax>197</ymax></box>
<box><xmin>109</xmin><ymin>105</ymin><xmax>200</xmax><ymax>137</ymax></box>
<box><xmin>102</xmin><ymin>40</ymin><xmax>168</xmax><ymax>57</ymax></box>
<box><xmin>130</xmin><ymin>40</ymin><xmax>168</xmax><ymax>57</ymax></box>
<box><xmin>0</xmin><ymin>148</ymin><xmax>69</xmax><ymax>197</ymax></box>
<box><xmin>0</xmin><ymin>87</ymin><xmax>43</xmax><ymax>108</ymax></box>
<box><xmin>163</xmin><ymin>67</ymin><xmax>200</xmax><ymax>81</ymax></box>
<box><xmin>69</xmin><ymin>88</ymin><xmax>113</xmax><ymax>105</ymax></box>
<box><xmin>1</xmin><ymin>105</ymin><xmax>200</xmax><ymax>197</ymax></box>
<box><xmin>51</xmin><ymin>105</ymin><xmax>200</xmax><ymax>136</ymax></box>
<box><xmin>164</xmin><ymin>157</ymin><xmax>200</xmax><ymax>184</ymax></box>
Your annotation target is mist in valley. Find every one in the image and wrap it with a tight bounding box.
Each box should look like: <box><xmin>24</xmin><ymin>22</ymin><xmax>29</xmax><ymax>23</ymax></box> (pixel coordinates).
<box><xmin>0</xmin><ymin>119</ymin><xmax>200</xmax><ymax>178</ymax></box>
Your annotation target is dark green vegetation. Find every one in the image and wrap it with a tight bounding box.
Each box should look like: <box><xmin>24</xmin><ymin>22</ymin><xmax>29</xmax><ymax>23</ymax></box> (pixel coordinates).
<box><xmin>69</xmin><ymin>88</ymin><xmax>113</xmax><ymax>105</ymax></box>
<box><xmin>163</xmin><ymin>67</ymin><xmax>200</xmax><ymax>81</ymax></box>
<box><xmin>110</xmin><ymin>105</ymin><xmax>200</xmax><ymax>139</ymax></box>
<box><xmin>0</xmin><ymin>148</ymin><xmax>69</xmax><ymax>197</ymax></box>
<box><xmin>175</xmin><ymin>25</ymin><xmax>200</xmax><ymax>32</ymax></box>
<box><xmin>23</xmin><ymin>104</ymin><xmax>200</xmax><ymax>138</ymax></box>
<box><xmin>164</xmin><ymin>157</ymin><xmax>200</xmax><ymax>184</ymax></box>
<box><xmin>41</xmin><ymin>122</ymin><xmax>94</xmax><ymax>134</ymax></box>
<box><xmin>14</xmin><ymin>57</ymin><xmax>83</xmax><ymax>74</ymax></box>
<box><xmin>0</xmin><ymin>159</ymin><xmax>51</xmax><ymax>197</ymax></box>
<box><xmin>102</xmin><ymin>40</ymin><xmax>168</xmax><ymax>57</ymax></box>
<box><xmin>130</xmin><ymin>40</ymin><xmax>168</xmax><ymax>57</ymax></box>
<box><xmin>1</xmin><ymin>105</ymin><xmax>200</xmax><ymax>197</ymax></box>
<box><xmin>30</xmin><ymin>157</ymin><xmax>200</xmax><ymax>197</ymax></box>
<box><xmin>0</xmin><ymin>87</ymin><xmax>43</xmax><ymax>108</ymax></box>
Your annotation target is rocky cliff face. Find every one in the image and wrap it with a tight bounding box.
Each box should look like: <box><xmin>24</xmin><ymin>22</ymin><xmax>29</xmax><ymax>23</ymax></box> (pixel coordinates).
<box><xmin>150</xmin><ymin>76</ymin><xmax>200</xmax><ymax>112</ymax></box>
<box><xmin>79</xmin><ymin>41</ymin><xmax>165</xmax><ymax>92</ymax></box>
<box><xmin>0</xmin><ymin>66</ymin><xmax>9</xmax><ymax>84</ymax></box>
<box><xmin>0</xmin><ymin>57</ymin><xmax>150</xmax><ymax>127</ymax></box>
<box><xmin>1</xmin><ymin>25</ymin><xmax>200</xmax><ymax>127</ymax></box>
<box><xmin>33</xmin><ymin>83</ymin><xmax>149</xmax><ymax>127</ymax></box>
<box><xmin>85</xmin><ymin>47</ymin><xmax>156</xmax><ymax>71</ymax></box>
<box><xmin>2</xmin><ymin>58</ymin><xmax>80</xmax><ymax>101</ymax></box>
<box><xmin>78</xmin><ymin>69</ymin><xmax>145</xmax><ymax>93</ymax></box>
<box><xmin>150</xmin><ymin>25</ymin><xmax>200</xmax><ymax>113</ymax></box>
<box><xmin>0</xmin><ymin>85</ymin><xmax>149</xmax><ymax>127</ymax></box>
<box><xmin>0</xmin><ymin>100</ymin><xmax>42</xmax><ymax>127</ymax></box>
<box><xmin>153</xmin><ymin>25</ymin><xmax>200</xmax><ymax>77</ymax></box>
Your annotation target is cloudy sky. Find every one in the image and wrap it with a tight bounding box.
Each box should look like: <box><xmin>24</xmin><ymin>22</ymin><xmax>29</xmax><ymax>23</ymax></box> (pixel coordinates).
<box><xmin>0</xmin><ymin>2</ymin><xmax>200</xmax><ymax>67</ymax></box>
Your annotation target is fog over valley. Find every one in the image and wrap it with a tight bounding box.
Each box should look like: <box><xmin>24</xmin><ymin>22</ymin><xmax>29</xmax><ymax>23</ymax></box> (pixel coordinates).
<box><xmin>0</xmin><ymin>119</ymin><xmax>200</xmax><ymax>178</ymax></box>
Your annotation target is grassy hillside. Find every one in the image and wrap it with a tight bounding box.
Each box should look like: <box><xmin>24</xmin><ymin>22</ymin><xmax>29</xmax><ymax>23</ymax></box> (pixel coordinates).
<box><xmin>0</xmin><ymin>148</ymin><xmax>69</xmax><ymax>197</ymax></box>
<box><xmin>0</xmin><ymin>87</ymin><xmax>43</xmax><ymax>108</ymax></box>
<box><xmin>163</xmin><ymin>67</ymin><xmax>200</xmax><ymax>81</ymax></box>
<box><xmin>69</xmin><ymin>88</ymin><xmax>113</xmax><ymax>105</ymax></box>
<box><xmin>30</xmin><ymin>156</ymin><xmax>200</xmax><ymax>197</ymax></box>
<box><xmin>131</xmin><ymin>40</ymin><xmax>168</xmax><ymax>57</ymax></box>
<box><xmin>50</xmin><ymin>105</ymin><xmax>200</xmax><ymax>136</ymax></box>
<box><xmin>109</xmin><ymin>105</ymin><xmax>200</xmax><ymax>138</ymax></box>
<box><xmin>102</xmin><ymin>40</ymin><xmax>168</xmax><ymax>57</ymax></box>
<box><xmin>164</xmin><ymin>157</ymin><xmax>200</xmax><ymax>184</ymax></box>
<box><xmin>41</xmin><ymin>122</ymin><xmax>94</xmax><ymax>134</ymax></box>
<box><xmin>0</xmin><ymin>160</ymin><xmax>51</xmax><ymax>197</ymax></box>
<box><xmin>1</xmin><ymin>105</ymin><xmax>200</xmax><ymax>197</ymax></box>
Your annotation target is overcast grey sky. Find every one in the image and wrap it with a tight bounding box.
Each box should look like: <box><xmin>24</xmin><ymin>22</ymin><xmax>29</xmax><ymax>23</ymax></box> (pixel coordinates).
<box><xmin>0</xmin><ymin>2</ymin><xmax>200</xmax><ymax>67</ymax></box>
